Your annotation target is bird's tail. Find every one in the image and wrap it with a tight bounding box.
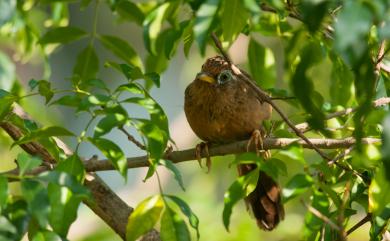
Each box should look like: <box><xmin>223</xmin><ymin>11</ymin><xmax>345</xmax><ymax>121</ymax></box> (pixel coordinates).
<box><xmin>237</xmin><ymin>164</ymin><xmax>284</xmax><ymax>230</ymax></box>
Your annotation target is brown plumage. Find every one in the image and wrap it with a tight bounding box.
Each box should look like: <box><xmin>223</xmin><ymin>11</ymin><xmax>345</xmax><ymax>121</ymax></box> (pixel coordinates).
<box><xmin>184</xmin><ymin>56</ymin><xmax>284</xmax><ymax>230</ymax></box>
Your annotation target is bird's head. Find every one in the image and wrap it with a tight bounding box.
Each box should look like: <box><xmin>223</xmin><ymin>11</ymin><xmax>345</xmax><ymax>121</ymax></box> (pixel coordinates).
<box><xmin>195</xmin><ymin>56</ymin><xmax>236</xmax><ymax>85</ymax></box>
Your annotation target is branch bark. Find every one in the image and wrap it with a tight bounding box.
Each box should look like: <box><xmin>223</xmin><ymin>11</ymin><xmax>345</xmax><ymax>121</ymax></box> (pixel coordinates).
<box><xmin>0</xmin><ymin>104</ymin><xmax>160</xmax><ymax>241</ymax></box>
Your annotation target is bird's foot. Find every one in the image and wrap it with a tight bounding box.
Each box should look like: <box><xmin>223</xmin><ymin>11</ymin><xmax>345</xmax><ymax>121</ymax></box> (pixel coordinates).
<box><xmin>247</xmin><ymin>129</ymin><xmax>270</xmax><ymax>158</ymax></box>
<box><xmin>195</xmin><ymin>142</ymin><xmax>212</xmax><ymax>173</ymax></box>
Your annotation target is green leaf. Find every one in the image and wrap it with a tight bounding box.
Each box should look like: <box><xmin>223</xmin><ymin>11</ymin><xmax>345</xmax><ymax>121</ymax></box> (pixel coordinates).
<box><xmin>12</xmin><ymin>126</ymin><xmax>75</xmax><ymax>147</ymax></box>
<box><xmin>143</xmin><ymin>3</ymin><xmax>171</xmax><ymax>55</ymax></box>
<box><xmin>165</xmin><ymin>195</ymin><xmax>200</xmax><ymax>239</ymax></box>
<box><xmin>160</xmin><ymin>205</ymin><xmax>191</xmax><ymax>241</ymax></box>
<box><xmin>21</xmin><ymin>179</ymin><xmax>50</xmax><ymax>227</ymax></box>
<box><xmin>0</xmin><ymin>89</ymin><xmax>16</xmax><ymax>121</ymax></box>
<box><xmin>381</xmin><ymin>114</ymin><xmax>390</xmax><ymax>181</ymax></box>
<box><xmin>159</xmin><ymin>160</ymin><xmax>185</xmax><ymax>191</ymax></box>
<box><xmin>329</xmin><ymin>55</ymin><xmax>354</xmax><ymax>106</ymax></box>
<box><xmin>88</xmin><ymin>137</ymin><xmax>127</xmax><ymax>179</ymax></box>
<box><xmin>37</xmin><ymin>171</ymin><xmax>90</xmax><ymax>198</ymax></box>
<box><xmin>48</xmin><ymin>183</ymin><xmax>82</xmax><ymax>237</ymax></box>
<box><xmin>94</xmin><ymin>113</ymin><xmax>127</xmax><ymax>138</ymax></box>
<box><xmin>220</xmin><ymin>0</ymin><xmax>249</xmax><ymax>44</ymax></box>
<box><xmin>39</xmin><ymin>27</ymin><xmax>87</xmax><ymax>44</ymax></box>
<box><xmin>31</xmin><ymin>231</ymin><xmax>62</xmax><ymax>241</ymax></box>
<box><xmin>115</xmin><ymin>0</ymin><xmax>145</xmax><ymax>25</ymax></box>
<box><xmin>16</xmin><ymin>153</ymin><xmax>42</xmax><ymax>176</ymax></box>
<box><xmin>300</xmin><ymin>0</ymin><xmax>329</xmax><ymax>33</ymax></box>
<box><xmin>73</xmin><ymin>45</ymin><xmax>99</xmax><ymax>81</ymax></box>
<box><xmin>116</xmin><ymin>83</ymin><xmax>144</xmax><ymax>94</ymax></box>
<box><xmin>99</xmin><ymin>35</ymin><xmax>143</xmax><ymax>70</ymax></box>
<box><xmin>282</xmin><ymin>173</ymin><xmax>314</xmax><ymax>202</ymax></box>
<box><xmin>370</xmin><ymin>206</ymin><xmax>390</xmax><ymax>241</ymax></box>
<box><xmin>56</xmin><ymin>154</ymin><xmax>85</xmax><ymax>182</ymax></box>
<box><xmin>369</xmin><ymin>166</ymin><xmax>390</xmax><ymax>215</ymax></box>
<box><xmin>248</xmin><ymin>38</ymin><xmax>275</xmax><ymax>88</ymax></box>
<box><xmin>38</xmin><ymin>80</ymin><xmax>54</xmax><ymax>104</ymax></box>
<box><xmin>303</xmin><ymin>189</ymin><xmax>330</xmax><ymax>240</ymax></box>
<box><xmin>0</xmin><ymin>175</ymin><xmax>8</xmax><ymax>208</ymax></box>
<box><xmin>50</xmin><ymin>95</ymin><xmax>82</xmax><ymax>107</ymax></box>
<box><xmin>144</xmin><ymin>72</ymin><xmax>160</xmax><ymax>88</ymax></box>
<box><xmin>126</xmin><ymin>195</ymin><xmax>164</xmax><ymax>241</ymax></box>
<box><xmin>222</xmin><ymin>169</ymin><xmax>259</xmax><ymax>230</ymax></box>
<box><xmin>194</xmin><ymin>0</ymin><xmax>220</xmax><ymax>55</ymax></box>
<box><xmin>291</xmin><ymin>41</ymin><xmax>325</xmax><ymax>130</ymax></box>
<box><xmin>164</xmin><ymin>21</ymin><xmax>191</xmax><ymax>59</ymax></box>
<box><xmin>105</xmin><ymin>62</ymin><xmax>144</xmax><ymax>80</ymax></box>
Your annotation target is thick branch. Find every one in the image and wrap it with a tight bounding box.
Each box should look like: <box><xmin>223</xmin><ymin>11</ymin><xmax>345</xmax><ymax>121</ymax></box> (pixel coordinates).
<box><xmin>0</xmin><ymin>105</ymin><xmax>160</xmax><ymax>241</ymax></box>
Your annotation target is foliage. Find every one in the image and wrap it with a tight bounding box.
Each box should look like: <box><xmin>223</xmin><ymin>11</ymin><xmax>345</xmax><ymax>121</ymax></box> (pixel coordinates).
<box><xmin>0</xmin><ymin>0</ymin><xmax>389</xmax><ymax>241</ymax></box>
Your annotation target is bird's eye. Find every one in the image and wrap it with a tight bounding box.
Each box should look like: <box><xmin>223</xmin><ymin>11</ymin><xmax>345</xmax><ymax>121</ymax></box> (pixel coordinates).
<box><xmin>217</xmin><ymin>70</ymin><xmax>233</xmax><ymax>84</ymax></box>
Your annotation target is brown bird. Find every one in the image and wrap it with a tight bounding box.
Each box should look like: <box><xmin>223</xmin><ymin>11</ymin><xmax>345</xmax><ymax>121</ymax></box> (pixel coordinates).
<box><xmin>184</xmin><ymin>56</ymin><xmax>284</xmax><ymax>230</ymax></box>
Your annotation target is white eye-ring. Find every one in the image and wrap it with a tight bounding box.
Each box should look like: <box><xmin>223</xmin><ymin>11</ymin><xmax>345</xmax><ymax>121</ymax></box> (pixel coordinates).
<box><xmin>217</xmin><ymin>70</ymin><xmax>233</xmax><ymax>84</ymax></box>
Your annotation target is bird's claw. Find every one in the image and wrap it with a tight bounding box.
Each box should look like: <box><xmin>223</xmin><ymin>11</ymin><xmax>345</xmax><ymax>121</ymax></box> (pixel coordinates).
<box><xmin>247</xmin><ymin>129</ymin><xmax>270</xmax><ymax>159</ymax></box>
<box><xmin>195</xmin><ymin>142</ymin><xmax>211</xmax><ymax>173</ymax></box>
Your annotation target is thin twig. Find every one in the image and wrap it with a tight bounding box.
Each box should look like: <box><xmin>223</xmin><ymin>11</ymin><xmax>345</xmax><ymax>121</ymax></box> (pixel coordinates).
<box><xmin>346</xmin><ymin>213</ymin><xmax>372</xmax><ymax>236</ymax></box>
<box><xmin>301</xmin><ymin>200</ymin><xmax>341</xmax><ymax>231</ymax></box>
<box><xmin>118</xmin><ymin>126</ymin><xmax>146</xmax><ymax>150</ymax></box>
<box><xmin>270</xmin><ymin>96</ymin><xmax>297</xmax><ymax>100</ymax></box>
<box><xmin>210</xmin><ymin>34</ymin><xmax>332</xmax><ymax>161</ymax></box>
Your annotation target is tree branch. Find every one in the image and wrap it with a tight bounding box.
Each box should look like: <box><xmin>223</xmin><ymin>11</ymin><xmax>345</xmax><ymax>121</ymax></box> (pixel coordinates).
<box><xmin>0</xmin><ymin>104</ymin><xmax>160</xmax><ymax>241</ymax></box>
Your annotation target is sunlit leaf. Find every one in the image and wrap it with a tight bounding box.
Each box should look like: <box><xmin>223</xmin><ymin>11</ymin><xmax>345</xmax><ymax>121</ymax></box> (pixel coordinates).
<box><xmin>126</xmin><ymin>195</ymin><xmax>164</xmax><ymax>241</ymax></box>
<box><xmin>223</xmin><ymin>169</ymin><xmax>259</xmax><ymax>230</ymax></box>
<box><xmin>88</xmin><ymin>137</ymin><xmax>127</xmax><ymax>179</ymax></box>
<box><xmin>0</xmin><ymin>89</ymin><xmax>16</xmax><ymax>121</ymax></box>
<box><xmin>115</xmin><ymin>0</ymin><xmax>145</xmax><ymax>25</ymax></box>
<box><xmin>56</xmin><ymin>154</ymin><xmax>85</xmax><ymax>182</ymax></box>
<box><xmin>161</xmin><ymin>205</ymin><xmax>191</xmax><ymax>241</ymax></box>
<box><xmin>220</xmin><ymin>0</ymin><xmax>248</xmax><ymax>44</ymax></box>
<box><xmin>194</xmin><ymin>0</ymin><xmax>220</xmax><ymax>54</ymax></box>
<box><xmin>369</xmin><ymin>166</ymin><xmax>390</xmax><ymax>215</ymax></box>
<box><xmin>94</xmin><ymin>113</ymin><xmax>127</xmax><ymax>138</ymax></box>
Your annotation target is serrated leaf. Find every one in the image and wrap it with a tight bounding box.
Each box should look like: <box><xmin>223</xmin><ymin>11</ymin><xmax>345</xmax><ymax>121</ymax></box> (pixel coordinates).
<box><xmin>161</xmin><ymin>205</ymin><xmax>191</xmax><ymax>241</ymax></box>
<box><xmin>12</xmin><ymin>126</ymin><xmax>74</xmax><ymax>147</ymax></box>
<box><xmin>116</xmin><ymin>0</ymin><xmax>144</xmax><ymax>25</ymax></box>
<box><xmin>282</xmin><ymin>173</ymin><xmax>314</xmax><ymax>202</ymax></box>
<box><xmin>94</xmin><ymin>113</ymin><xmax>127</xmax><ymax>138</ymax></box>
<box><xmin>88</xmin><ymin>137</ymin><xmax>127</xmax><ymax>179</ymax></box>
<box><xmin>126</xmin><ymin>195</ymin><xmax>164</xmax><ymax>241</ymax></box>
<box><xmin>194</xmin><ymin>0</ymin><xmax>220</xmax><ymax>55</ymax></box>
<box><xmin>159</xmin><ymin>160</ymin><xmax>185</xmax><ymax>191</ymax></box>
<box><xmin>73</xmin><ymin>45</ymin><xmax>99</xmax><ymax>81</ymax></box>
<box><xmin>99</xmin><ymin>35</ymin><xmax>143</xmax><ymax>70</ymax></box>
<box><xmin>220</xmin><ymin>0</ymin><xmax>249</xmax><ymax>44</ymax></box>
<box><xmin>165</xmin><ymin>195</ymin><xmax>200</xmax><ymax>239</ymax></box>
<box><xmin>222</xmin><ymin>169</ymin><xmax>259</xmax><ymax>230</ymax></box>
<box><xmin>39</xmin><ymin>26</ymin><xmax>87</xmax><ymax>44</ymax></box>
<box><xmin>56</xmin><ymin>154</ymin><xmax>85</xmax><ymax>182</ymax></box>
<box><xmin>0</xmin><ymin>175</ymin><xmax>8</xmax><ymax>208</ymax></box>
<box><xmin>16</xmin><ymin>153</ymin><xmax>42</xmax><ymax>176</ymax></box>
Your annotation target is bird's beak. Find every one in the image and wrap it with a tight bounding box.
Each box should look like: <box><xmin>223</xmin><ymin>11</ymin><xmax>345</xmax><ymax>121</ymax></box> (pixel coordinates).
<box><xmin>196</xmin><ymin>72</ymin><xmax>215</xmax><ymax>84</ymax></box>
